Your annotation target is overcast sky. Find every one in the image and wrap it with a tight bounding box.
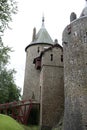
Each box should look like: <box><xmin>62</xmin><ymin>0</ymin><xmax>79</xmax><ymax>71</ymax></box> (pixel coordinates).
<box><xmin>3</xmin><ymin>0</ymin><xmax>86</xmax><ymax>93</ymax></box>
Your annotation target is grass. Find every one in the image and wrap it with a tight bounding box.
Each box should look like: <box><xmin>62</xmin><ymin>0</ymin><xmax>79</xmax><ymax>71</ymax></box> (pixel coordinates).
<box><xmin>0</xmin><ymin>114</ymin><xmax>39</xmax><ymax>130</ymax></box>
<box><xmin>0</xmin><ymin>113</ymin><xmax>63</xmax><ymax>130</ymax></box>
<box><xmin>22</xmin><ymin>125</ymin><xmax>39</xmax><ymax>130</ymax></box>
<box><xmin>0</xmin><ymin>114</ymin><xmax>24</xmax><ymax>130</ymax></box>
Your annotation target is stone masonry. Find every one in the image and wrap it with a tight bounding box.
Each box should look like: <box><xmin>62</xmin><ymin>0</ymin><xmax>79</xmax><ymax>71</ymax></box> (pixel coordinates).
<box><xmin>23</xmin><ymin>43</ymin><xmax>52</xmax><ymax>102</ymax></box>
<box><xmin>62</xmin><ymin>16</ymin><xmax>87</xmax><ymax>130</ymax></box>
<box><xmin>40</xmin><ymin>45</ymin><xmax>64</xmax><ymax>130</ymax></box>
<box><xmin>23</xmin><ymin>18</ymin><xmax>64</xmax><ymax>129</ymax></box>
<box><xmin>23</xmin><ymin>3</ymin><xmax>87</xmax><ymax>129</ymax></box>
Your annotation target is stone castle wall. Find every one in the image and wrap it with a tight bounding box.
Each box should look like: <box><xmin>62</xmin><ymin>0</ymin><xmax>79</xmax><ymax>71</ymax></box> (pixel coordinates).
<box><xmin>62</xmin><ymin>17</ymin><xmax>87</xmax><ymax>130</ymax></box>
<box><xmin>22</xmin><ymin>14</ymin><xmax>87</xmax><ymax>129</ymax></box>
<box><xmin>23</xmin><ymin>44</ymin><xmax>52</xmax><ymax>102</ymax></box>
<box><xmin>40</xmin><ymin>47</ymin><xmax>64</xmax><ymax>130</ymax></box>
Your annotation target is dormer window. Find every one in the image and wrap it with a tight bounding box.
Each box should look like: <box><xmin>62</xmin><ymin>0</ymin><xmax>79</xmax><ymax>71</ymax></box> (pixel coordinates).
<box><xmin>33</xmin><ymin>57</ymin><xmax>41</xmax><ymax>70</ymax></box>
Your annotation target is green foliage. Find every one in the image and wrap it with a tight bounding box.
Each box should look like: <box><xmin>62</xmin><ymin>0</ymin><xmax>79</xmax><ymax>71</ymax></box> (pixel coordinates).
<box><xmin>0</xmin><ymin>0</ymin><xmax>20</xmax><ymax>103</ymax></box>
<box><xmin>0</xmin><ymin>114</ymin><xmax>24</xmax><ymax>130</ymax></box>
<box><xmin>0</xmin><ymin>38</ymin><xmax>11</xmax><ymax>69</ymax></box>
<box><xmin>0</xmin><ymin>39</ymin><xmax>21</xmax><ymax>103</ymax></box>
<box><xmin>0</xmin><ymin>0</ymin><xmax>17</xmax><ymax>32</ymax></box>
<box><xmin>0</xmin><ymin>68</ymin><xmax>21</xmax><ymax>103</ymax></box>
<box><xmin>22</xmin><ymin>125</ymin><xmax>39</xmax><ymax>130</ymax></box>
<box><xmin>0</xmin><ymin>0</ymin><xmax>20</xmax><ymax>104</ymax></box>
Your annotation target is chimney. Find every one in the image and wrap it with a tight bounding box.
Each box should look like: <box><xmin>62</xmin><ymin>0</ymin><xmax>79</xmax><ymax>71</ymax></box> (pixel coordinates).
<box><xmin>32</xmin><ymin>27</ymin><xmax>36</xmax><ymax>41</ymax></box>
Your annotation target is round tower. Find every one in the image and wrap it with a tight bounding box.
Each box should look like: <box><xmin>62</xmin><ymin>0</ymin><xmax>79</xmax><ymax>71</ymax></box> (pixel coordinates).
<box><xmin>62</xmin><ymin>1</ymin><xmax>87</xmax><ymax>130</ymax></box>
<box><xmin>23</xmin><ymin>17</ymin><xmax>54</xmax><ymax>102</ymax></box>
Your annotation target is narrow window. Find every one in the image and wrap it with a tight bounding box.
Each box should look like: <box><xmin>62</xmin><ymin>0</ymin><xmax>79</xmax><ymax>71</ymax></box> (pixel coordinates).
<box><xmin>32</xmin><ymin>91</ymin><xmax>35</xmax><ymax>100</ymax></box>
<box><xmin>37</xmin><ymin>47</ymin><xmax>40</xmax><ymax>53</ymax></box>
<box><xmin>61</xmin><ymin>55</ymin><xmax>63</xmax><ymax>62</ymax></box>
<box><xmin>84</xmin><ymin>36</ymin><xmax>86</xmax><ymax>43</ymax></box>
<box><xmin>40</xmin><ymin>86</ymin><xmax>41</xmax><ymax>99</ymax></box>
<box><xmin>50</xmin><ymin>54</ymin><xmax>53</xmax><ymax>61</ymax></box>
<box><xmin>35</xmin><ymin>57</ymin><xmax>41</xmax><ymax>70</ymax></box>
<box><xmin>86</xmin><ymin>32</ymin><xmax>87</xmax><ymax>36</ymax></box>
<box><xmin>83</xmin><ymin>32</ymin><xmax>87</xmax><ymax>43</ymax></box>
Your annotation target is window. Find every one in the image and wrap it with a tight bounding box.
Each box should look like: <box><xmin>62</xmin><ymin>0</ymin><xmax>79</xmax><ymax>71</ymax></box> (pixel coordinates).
<box><xmin>86</xmin><ymin>32</ymin><xmax>87</xmax><ymax>36</ymax></box>
<box><xmin>84</xmin><ymin>35</ymin><xmax>87</xmax><ymax>43</ymax></box>
<box><xmin>37</xmin><ymin>47</ymin><xmax>40</xmax><ymax>53</ymax></box>
<box><xmin>50</xmin><ymin>54</ymin><xmax>53</xmax><ymax>61</ymax></box>
<box><xmin>35</xmin><ymin>57</ymin><xmax>41</xmax><ymax>70</ymax></box>
<box><xmin>83</xmin><ymin>32</ymin><xmax>87</xmax><ymax>43</ymax></box>
<box><xmin>61</xmin><ymin>55</ymin><xmax>63</xmax><ymax>62</ymax></box>
<box><xmin>33</xmin><ymin>57</ymin><xmax>41</xmax><ymax>70</ymax></box>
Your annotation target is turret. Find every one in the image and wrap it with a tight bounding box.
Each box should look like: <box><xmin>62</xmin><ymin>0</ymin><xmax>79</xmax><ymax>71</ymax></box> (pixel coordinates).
<box><xmin>62</xmin><ymin>1</ymin><xmax>87</xmax><ymax>130</ymax></box>
<box><xmin>23</xmin><ymin>17</ymin><xmax>53</xmax><ymax>101</ymax></box>
<box><xmin>70</xmin><ymin>12</ymin><xmax>77</xmax><ymax>22</ymax></box>
<box><xmin>23</xmin><ymin>18</ymin><xmax>54</xmax><ymax>125</ymax></box>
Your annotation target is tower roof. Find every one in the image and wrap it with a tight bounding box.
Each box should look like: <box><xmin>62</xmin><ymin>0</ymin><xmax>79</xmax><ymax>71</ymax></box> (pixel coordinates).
<box><xmin>80</xmin><ymin>0</ymin><xmax>87</xmax><ymax>17</ymax></box>
<box><xmin>30</xmin><ymin>17</ymin><xmax>53</xmax><ymax>45</ymax></box>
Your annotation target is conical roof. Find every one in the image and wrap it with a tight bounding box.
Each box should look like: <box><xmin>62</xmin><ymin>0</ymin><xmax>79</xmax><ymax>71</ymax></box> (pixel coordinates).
<box><xmin>32</xmin><ymin>27</ymin><xmax>53</xmax><ymax>44</ymax></box>
<box><xmin>31</xmin><ymin>17</ymin><xmax>53</xmax><ymax>45</ymax></box>
<box><xmin>25</xmin><ymin>17</ymin><xmax>54</xmax><ymax>51</ymax></box>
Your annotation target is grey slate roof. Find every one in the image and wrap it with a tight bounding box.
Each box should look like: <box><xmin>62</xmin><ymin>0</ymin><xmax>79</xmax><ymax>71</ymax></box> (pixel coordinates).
<box><xmin>30</xmin><ymin>16</ymin><xmax>53</xmax><ymax>45</ymax></box>
<box><xmin>31</xmin><ymin>26</ymin><xmax>53</xmax><ymax>45</ymax></box>
<box><xmin>25</xmin><ymin>18</ymin><xmax>54</xmax><ymax>51</ymax></box>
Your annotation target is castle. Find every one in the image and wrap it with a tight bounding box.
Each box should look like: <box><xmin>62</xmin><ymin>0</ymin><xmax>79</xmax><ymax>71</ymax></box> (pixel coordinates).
<box><xmin>23</xmin><ymin>1</ymin><xmax>87</xmax><ymax>130</ymax></box>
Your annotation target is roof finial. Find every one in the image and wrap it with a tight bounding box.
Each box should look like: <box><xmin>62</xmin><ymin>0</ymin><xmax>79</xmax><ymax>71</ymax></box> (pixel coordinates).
<box><xmin>42</xmin><ymin>14</ymin><xmax>45</xmax><ymax>27</ymax></box>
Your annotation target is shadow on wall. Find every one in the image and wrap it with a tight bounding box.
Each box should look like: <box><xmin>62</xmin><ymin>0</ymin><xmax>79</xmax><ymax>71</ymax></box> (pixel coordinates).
<box><xmin>27</xmin><ymin>104</ymin><xmax>40</xmax><ymax>125</ymax></box>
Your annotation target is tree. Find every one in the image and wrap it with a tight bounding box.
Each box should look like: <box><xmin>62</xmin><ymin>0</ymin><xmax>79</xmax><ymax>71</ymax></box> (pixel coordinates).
<box><xmin>0</xmin><ymin>0</ymin><xmax>21</xmax><ymax>103</ymax></box>
<box><xmin>0</xmin><ymin>0</ymin><xmax>17</xmax><ymax>33</ymax></box>
<box><xmin>0</xmin><ymin>38</ymin><xmax>21</xmax><ymax>103</ymax></box>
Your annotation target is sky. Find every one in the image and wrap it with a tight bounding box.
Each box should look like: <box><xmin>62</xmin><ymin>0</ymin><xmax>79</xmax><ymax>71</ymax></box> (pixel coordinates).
<box><xmin>3</xmin><ymin>0</ymin><xmax>86</xmax><ymax>93</ymax></box>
